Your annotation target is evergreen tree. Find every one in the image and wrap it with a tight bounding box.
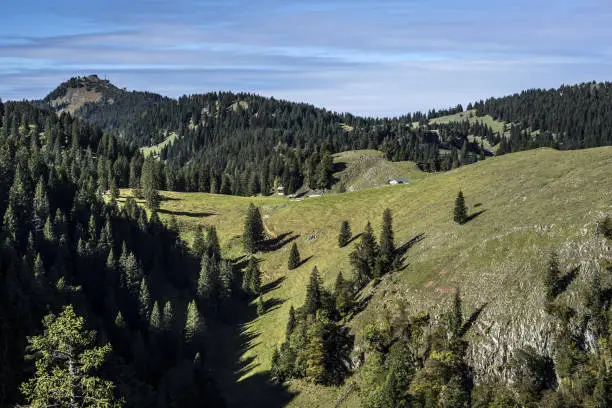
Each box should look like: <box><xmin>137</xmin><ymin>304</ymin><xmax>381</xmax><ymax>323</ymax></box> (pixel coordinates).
<box><xmin>378</xmin><ymin>208</ymin><xmax>395</xmax><ymax>275</ymax></box>
<box><xmin>138</xmin><ymin>278</ymin><xmax>151</xmax><ymax>321</ymax></box>
<box><xmin>184</xmin><ymin>300</ymin><xmax>205</xmax><ymax>352</ymax></box>
<box><xmin>288</xmin><ymin>242</ymin><xmax>301</xmax><ymax>270</ymax></box>
<box><xmin>305</xmin><ymin>320</ymin><xmax>327</xmax><ymax>384</ymax></box>
<box><xmin>243</xmin><ymin>203</ymin><xmax>265</xmax><ymax>253</ymax></box>
<box><xmin>219</xmin><ymin>259</ymin><xmax>234</xmax><ymax>299</ymax></box>
<box><xmin>286</xmin><ymin>305</ymin><xmax>296</xmax><ymax>338</ymax></box>
<box><xmin>453</xmin><ymin>190</ymin><xmax>468</xmax><ymax>224</ymax></box>
<box><xmin>338</xmin><ymin>220</ymin><xmax>352</xmax><ymax>248</ymax></box>
<box><xmin>197</xmin><ymin>254</ymin><xmax>219</xmax><ymax>303</ymax></box>
<box><xmin>304</xmin><ymin>267</ymin><xmax>323</xmax><ymax>315</ymax></box>
<box><xmin>140</xmin><ymin>157</ymin><xmax>161</xmax><ymax>210</ymax></box>
<box><xmin>19</xmin><ymin>306</ymin><xmax>120</xmax><ymax>408</ymax></box>
<box><xmin>350</xmin><ymin>222</ymin><xmax>379</xmax><ymax>286</ymax></box>
<box><xmin>149</xmin><ymin>301</ymin><xmax>162</xmax><ymax>333</ymax></box>
<box><xmin>206</xmin><ymin>226</ymin><xmax>221</xmax><ymax>260</ymax></box>
<box><xmin>257</xmin><ymin>295</ymin><xmax>265</xmax><ymax>316</ymax></box>
<box><xmin>545</xmin><ymin>251</ymin><xmax>560</xmax><ymax>302</ymax></box>
<box><xmin>192</xmin><ymin>225</ymin><xmax>206</xmax><ymax>258</ymax></box>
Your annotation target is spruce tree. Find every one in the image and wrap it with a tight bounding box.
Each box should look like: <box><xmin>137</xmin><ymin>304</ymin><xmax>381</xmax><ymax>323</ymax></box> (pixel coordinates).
<box><xmin>350</xmin><ymin>222</ymin><xmax>379</xmax><ymax>286</ymax></box>
<box><xmin>305</xmin><ymin>321</ymin><xmax>327</xmax><ymax>384</ymax></box>
<box><xmin>288</xmin><ymin>242</ymin><xmax>300</xmax><ymax>270</ymax></box>
<box><xmin>19</xmin><ymin>306</ymin><xmax>119</xmax><ymax>407</ymax></box>
<box><xmin>545</xmin><ymin>251</ymin><xmax>561</xmax><ymax>301</ymax></box>
<box><xmin>197</xmin><ymin>254</ymin><xmax>219</xmax><ymax>302</ymax></box>
<box><xmin>219</xmin><ymin>259</ymin><xmax>234</xmax><ymax>299</ymax></box>
<box><xmin>192</xmin><ymin>225</ymin><xmax>206</xmax><ymax>258</ymax></box>
<box><xmin>207</xmin><ymin>226</ymin><xmax>221</xmax><ymax>260</ymax></box>
<box><xmin>243</xmin><ymin>203</ymin><xmax>265</xmax><ymax>253</ymax></box>
<box><xmin>338</xmin><ymin>220</ymin><xmax>352</xmax><ymax>248</ymax></box>
<box><xmin>304</xmin><ymin>267</ymin><xmax>323</xmax><ymax>315</ymax></box>
<box><xmin>149</xmin><ymin>301</ymin><xmax>162</xmax><ymax>333</ymax></box>
<box><xmin>378</xmin><ymin>208</ymin><xmax>395</xmax><ymax>276</ymax></box>
<box><xmin>286</xmin><ymin>305</ymin><xmax>296</xmax><ymax>338</ymax></box>
<box><xmin>453</xmin><ymin>190</ymin><xmax>468</xmax><ymax>224</ymax></box>
<box><xmin>138</xmin><ymin>278</ymin><xmax>151</xmax><ymax>321</ymax></box>
<box><xmin>184</xmin><ymin>300</ymin><xmax>205</xmax><ymax>351</ymax></box>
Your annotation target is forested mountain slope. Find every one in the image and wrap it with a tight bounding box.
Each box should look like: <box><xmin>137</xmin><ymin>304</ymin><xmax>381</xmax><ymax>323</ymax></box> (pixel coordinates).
<box><xmin>41</xmin><ymin>78</ymin><xmax>612</xmax><ymax>200</ymax></box>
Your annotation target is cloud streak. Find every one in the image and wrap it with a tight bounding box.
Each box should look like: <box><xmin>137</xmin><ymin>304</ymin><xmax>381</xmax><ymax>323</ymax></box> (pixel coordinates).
<box><xmin>2</xmin><ymin>0</ymin><xmax>612</xmax><ymax>115</ymax></box>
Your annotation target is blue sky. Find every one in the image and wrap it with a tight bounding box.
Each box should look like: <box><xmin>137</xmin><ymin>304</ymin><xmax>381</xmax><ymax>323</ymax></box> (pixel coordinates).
<box><xmin>1</xmin><ymin>0</ymin><xmax>611</xmax><ymax>116</ymax></box>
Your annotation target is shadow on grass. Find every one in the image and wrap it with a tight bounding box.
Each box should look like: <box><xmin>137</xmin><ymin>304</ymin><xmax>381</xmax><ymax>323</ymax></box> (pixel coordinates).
<box><xmin>345</xmin><ymin>233</ymin><xmax>363</xmax><ymax>246</ymax></box>
<box><xmin>158</xmin><ymin>209</ymin><xmax>216</xmax><ymax>218</ymax></box>
<box><xmin>556</xmin><ymin>266</ymin><xmax>580</xmax><ymax>297</ymax></box>
<box><xmin>460</xmin><ymin>303</ymin><xmax>488</xmax><ymax>337</ymax></box>
<box><xmin>207</xmin><ymin>295</ymin><xmax>297</xmax><ymax>408</ymax></box>
<box><xmin>261</xmin><ymin>276</ymin><xmax>286</xmax><ymax>295</ymax></box>
<box><xmin>464</xmin><ymin>209</ymin><xmax>487</xmax><ymax>224</ymax></box>
<box><xmin>296</xmin><ymin>256</ymin><xmax>313</xmax><ymax>269</ymax></box>
<box><xmin>160</xmin><ymin>195</ymin><xmax>183</xmax><ymax>202</ymax></box>
<box><xmin>261</xmin><ymin>232</ymin><xmax>299</xmax><ymax>252</ymax></box>
<box><xmin>261</xmin><ymin>297</ymin><xmax>285</xmax><ymax>314</ymax></box>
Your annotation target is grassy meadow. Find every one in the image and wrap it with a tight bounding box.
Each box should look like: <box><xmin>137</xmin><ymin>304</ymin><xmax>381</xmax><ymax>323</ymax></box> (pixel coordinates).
<box><xmin>121</xmin><ymin>146</ymin><xmax>612</xmax><ymax>407</ymax></box>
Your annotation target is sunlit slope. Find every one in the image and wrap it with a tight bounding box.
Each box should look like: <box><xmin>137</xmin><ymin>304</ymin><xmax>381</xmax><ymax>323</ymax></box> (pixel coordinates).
<box><xmin>123</xmin><ymin>146</ymin><xmax>612</xmax><ymax>407</ymax></box>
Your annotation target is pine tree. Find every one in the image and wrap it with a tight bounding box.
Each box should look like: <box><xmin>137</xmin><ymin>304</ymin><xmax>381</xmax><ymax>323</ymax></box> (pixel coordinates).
<box><xmin>219</xmin><ymin>259</ymin><xmax>234</xmax><ymax>299</ymax></box>
<box><xmin>149</xmin><ymin>301</ymin><xmax>162</xmax><ymax>333</ymax></box>
<box><xmin>138</xmin><ymin>278</ymin><xmax>151</xmax><ymax>321</ymax></box>
<box><xmin>338</xmin><ymin>220</ymin><xmax>352</xmax><ymax>248</ymax></box>
<box><xmin>140</xmin><ymin>157</ymin><xmax>161</xmax><ymax>210</ymax></box>
<box><xmin>378</xmin><ymin>208</ymin><xmax>395</xmax><ymax>276</ymax></box>
<box><xmin>288</xmin><ymin>242</ymin><xmax>300</xmax><ymax>270</ymax></box>
<box><xmin>286</xmin><ymin>305</ymin><xmax>296</xmax><ymax>339</ymax></box>
<box><xmin>545</xmin><ymin>251</ymin><xmax>561</xmax><ymax>301</ymax></box>
<box><xmin>243</xmin><ymin>203</ymin><xmax>265</xmax><ymax>253</ymax></box>
<box><xmin>19</xmin><ymin>306</ymin><xmax>120</xmax><ymax>407</ymax></box>
<box><xmin>197</xmin><ymin>254</ymin><xmax>219</xmax><ymax>302</ymax></box>
<box><xmin>305</xmin><ymin>320</ymin><xmax>327</xmax><ymax>384</ymax></box>
<box><xmin>350</xmin><ymin>222</ymin><xmax>379</xmax><ymax>286</ymax></box>
<box><xmin>304</xmin><ymin>267</ymin><xmax>323</xmax><ymax>315</ymax></box>
<box><xmin>184</xmin><ymin>300</ymin><xmax>205</xmax><ymax>351</ymax></box>
<box><xmin>257</xmin><ymin>295</ymin><xmax>265</xmax><ymax>316</ymax></box>
<box><xmin>206</xmin><ymin>226</ymin><xmax>221</xmax><ymax>260</ymax></box>
<box><xmin>192</xmin><ymin>225</ymin><xmax>206</xmax><ymax>258</ymax></box>
<box><xmin>453</xmin><ymin>190</ymin><xmax>468</xmax><ymax>224</ymax></box>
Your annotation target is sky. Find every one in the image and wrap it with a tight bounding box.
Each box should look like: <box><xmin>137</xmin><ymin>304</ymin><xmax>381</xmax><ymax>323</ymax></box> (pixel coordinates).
<box><xmin>1</xmin><ymin>0</ymin><xmax>612</xmax><ymax>116</ymax></box>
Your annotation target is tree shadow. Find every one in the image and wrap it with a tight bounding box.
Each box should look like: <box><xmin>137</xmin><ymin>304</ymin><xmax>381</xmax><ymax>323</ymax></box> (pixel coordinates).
<box><xmin>157</xmin><ymin>209</ymin><xmax>216</xmax><ymax>218</ymax></box>
<box><xmin>345</xmin><ymin>233</ymin><xmax>363</xmax><ymax>246</ymax></box>
<box><xmin>206</xmin><ymin>295</ymin><xmax>297</xmax><ymax>408</ymax></box>
<box><xmin>464</xmin><ymin>209</ymin><xmax>487</xmax><ymax>224</ymax></box>
<box><xmin>296</xmin><ymin>256</ymin><xmax>313</xmax><ymax>268</ymax></box>
<box><xmin>557</xmin><ymin>265</ymin><xmax>580</xmax><ymax>296</ymax></box>
<box><xmin>160</xmin><ymin>195</ymin><xmax>182</xmax><ymax>202</ymax></box>
<box><xmin>262</xmin><ymin>297</ymin><xmax>285</xmax><ymax>314</ymax></box>
<box><xmin>346</xmin><ymin>293</ymin><xmax>374</xmax><ymax>321</ymax></box>
<box><xmin>261</xmin><ymin>232</ymin><xmax>299</xmax><ymax>252</ymax></box>
<box><xmin>459</xmin><ymin>302</ymin><xmax>488</xmax><ymax>337</ymax></box>
<box><xmin>261</xmin><ymin>276</ymin><xmax>286</xmax><ymax>295</ymax></box>
<box><xmin>394</xmin><ymin>233</ymin><xmax>426</xmax><ymax>258</ymax></box>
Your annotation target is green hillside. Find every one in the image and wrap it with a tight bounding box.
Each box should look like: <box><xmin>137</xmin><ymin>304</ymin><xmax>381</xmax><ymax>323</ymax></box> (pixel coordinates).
<box><xmin>332</xmin><ymin>150</ymin><xmax>428</xmax><ymax>191</ymax></box>
<box><xmin>121</xmin><ymin>146</ymin><xmax>612</xmax><ymax>407</ymax></box>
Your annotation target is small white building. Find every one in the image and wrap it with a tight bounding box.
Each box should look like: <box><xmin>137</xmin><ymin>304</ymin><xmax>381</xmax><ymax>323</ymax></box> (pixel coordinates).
<box><xmin>389</xmin><ymin>178</ymin><xmax>410</xmax><ymax>185</ymax></box>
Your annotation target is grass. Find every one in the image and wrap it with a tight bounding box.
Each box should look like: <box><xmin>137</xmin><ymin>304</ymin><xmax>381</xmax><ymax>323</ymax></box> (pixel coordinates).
<box><xmin>121</xmin><ymin>146</ymin><xmax>612</xmax><ymax>407</ymax></box>
<box><xmin>332</xmin><ymin>150</ymin><xmax>427</xmax><ymax>191</ymax></box>
<box><xmin>140</xmin><ymin>131</ymin><xmax>178</xmax><ymax>159</ymax></box>
<box><xmin>430</xmin><ymin>109</ymin><xmax>508</xmax><ymax>134</ymax></box>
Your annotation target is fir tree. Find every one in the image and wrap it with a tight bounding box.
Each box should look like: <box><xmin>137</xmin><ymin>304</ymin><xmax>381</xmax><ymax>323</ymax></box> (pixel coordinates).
<box><xmin>338</xmin><ymin>220</ymin><xmax>352</xmax><ymax>248</ymax></box>
<box><xmin>545</xmin><ymin>251</ymin><xmax>561</xmax><ymax>302</ymax></box>
<box><xmin>184</xmin><ymin>300</ymin><xmax>205</xmax><ymax>351</ymax></box>
<box><xmin>197</xmin><ymin>254</ymin><xmax>219</xmax><ymax>303</ymax></box>
<box><xmin>19</xmin><ymin>306</ymin><xmax>119</xmax><ymax>407</ymax></box>
<box><xmin>288</xmin><ymin>242</ymin><xmax>301</xmax><ymax>270</ymax></box>
<box><xmin>286</xmin><ymin>305</ymin><xmax>296</xmax><ymax>339</ymax></box>
<box><xmin>257</xmin><ymin>295</ymin><xmax>265</xmax><ymax>316</ymax></box>
<box><xmin>453</xmin><ymin>190</ymin><xmax>468</xmax><ymax>224</ymax></box>
<box><xmin>243</xmin><ymin>203</ymin><xmax>265</xmax><ymax>253</ymax></box>
<box><xmin>206</xmin><ymin>226</ymin><xmax>221</xmax><ymax>260</ymax></box>
<box><xmin>304</xmin><ymin>267</ymin><xmax>323</xmax><ymax>315</ymax></box>
<box><xmin>192</xmin><ymin>225</ymin><xmax>206</xmax><ymax>258</ymax></box>
<box><xmin>138</xmin><ymin>278</ymin><xmax>151</xmax><ymax>321</ymax></box>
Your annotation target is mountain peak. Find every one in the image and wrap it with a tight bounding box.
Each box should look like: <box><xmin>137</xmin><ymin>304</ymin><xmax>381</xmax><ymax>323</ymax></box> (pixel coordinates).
<box><xmin>44</xmin><ymin>75</ymin><xmax>120</xmax><ymax>115</ymax></box>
